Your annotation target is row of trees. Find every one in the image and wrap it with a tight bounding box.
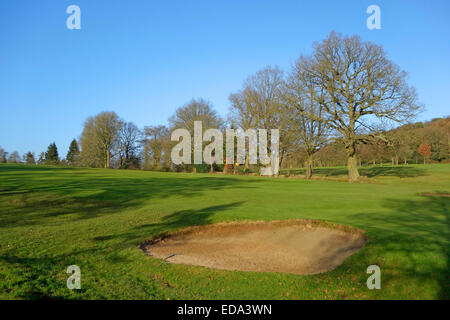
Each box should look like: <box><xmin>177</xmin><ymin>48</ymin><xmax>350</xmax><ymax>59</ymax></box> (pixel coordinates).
<box><xmin>281</xmin><ymin>117</ymin><xmax>449</xmax><ymax>169</ymax></box>
<box><xmin>0</xmin><ymin>141</ymin><xmax>76</xmax><ymax>166</ymax></box>
<box><xmin>2</xmin><ymin>32</ymin><xmax>447</xmax><ymax>181</ymax></box>
<box><xmin>227</xmin><ymin>31</ymin><xmax>422</xmax><ymax>180</ymax></box>
<box><xmin>79</xmin><ymin>100</ymin><xmax>225</xmax><ymax>171</ymax></box>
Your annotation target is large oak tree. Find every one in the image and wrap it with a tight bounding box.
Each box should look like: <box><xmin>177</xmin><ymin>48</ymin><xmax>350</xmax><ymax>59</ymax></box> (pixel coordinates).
<box><xmin>297</xmin><ymin>32</ymin><xmax>421</xmax><ymax>181</ymax></box>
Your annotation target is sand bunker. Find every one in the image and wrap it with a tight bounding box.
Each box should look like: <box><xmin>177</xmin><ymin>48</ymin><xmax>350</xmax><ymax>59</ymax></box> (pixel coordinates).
<box><xmin>142</xmin><ymin>220</ymin><xmax>367</xmax><ymax>275</ymax></box>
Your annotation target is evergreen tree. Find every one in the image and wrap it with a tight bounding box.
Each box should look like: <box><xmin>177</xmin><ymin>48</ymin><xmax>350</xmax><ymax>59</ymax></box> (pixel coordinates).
<box><xmin>66</xmin><ymin>139</ymin><xmax>80</xmax><ymax>165</ymax></box>
<box><xmin>45</xmin><ymin>142</ymin><xmax>59</xmax><ymax>164</ymax></box>
<box><xmin>24</xmin><ymin>152</ymin><xmax>36</xmax><ymax>165</ymax></box>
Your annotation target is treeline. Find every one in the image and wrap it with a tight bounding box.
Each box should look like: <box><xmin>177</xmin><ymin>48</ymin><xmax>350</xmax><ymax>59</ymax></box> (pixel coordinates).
<box><xmin>2</xmin><ymin>114</ymin><xmax>446</xmax><ymax>171</ymax></box>
<box><xmin>0</xmin><ymin>142</ymin><xmax>66</xmax><ymax>166</ymax></box>
<box><xmin>1</xmin><ymin>32</ymin><xmax>448</xmax><ymax>180</ymax></box>
<box><xmin>283</xmin><ymin>117</ymin><xmax>450</xmax><ymax>168</ymax></box>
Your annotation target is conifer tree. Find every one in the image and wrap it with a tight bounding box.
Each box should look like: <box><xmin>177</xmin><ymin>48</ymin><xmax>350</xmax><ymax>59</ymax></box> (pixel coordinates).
<box><xmin>66</xmin><ymin>139</ymin><xmax>80</xmax><ymax>165</ymax></box>
<box><xmin>45</xmin><ymin>142</ymin><xmax>59</xmax><ymax>164</ymax></box>
<box><xmin>24</xmin><ymin>152</ymin><xmax>36</xmax><ymax>165</ymax></box>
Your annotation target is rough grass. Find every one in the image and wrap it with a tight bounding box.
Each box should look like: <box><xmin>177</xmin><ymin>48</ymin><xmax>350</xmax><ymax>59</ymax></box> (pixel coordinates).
<box><xmin>0</xmin><ymin>163</ymin><xmax>448</xmax><ymax>299</ymax></box>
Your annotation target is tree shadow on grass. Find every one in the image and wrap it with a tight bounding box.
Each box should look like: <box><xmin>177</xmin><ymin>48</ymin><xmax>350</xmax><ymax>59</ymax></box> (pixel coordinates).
<box><xmin>0</xmin><ymin>201</ymin><xmax>245</xmax><ymax>299</ymax></box>
<box><xmin>282</xmin><ymin>165</ymin><xmax>426</xmax><ymax>178</ymax></box>
<box><xmin>93</xmin><ymin>201</ymin><xmax>246</xmax><ymax>248</ymax></box>
<box><xmin>0</xmin><ymin>164</ymin><xmax>80</xmax><ymax>173</ymax></box>
<box><xmin>350</xmin><ymin>194</ymin><xmax>449</xmax><ymax>299</ymax></box>
<box><xmin>0</xmin><ymin>246</ymin><xmax>168</xmax><ymax>299</ymax></box>
<box><xmin>0</xmin><ymin>166</ymin><xmax>257</xmax><ymax>229</ymax></box>
<box><xmin>359</xmin><ymin>166</ymin><xmax>427</xmax><ymax>178</ymax></box>
<box><xmin>0</xmin><ymin>248</ymin><xmax>99</xmax><ymax>299</ymax></box>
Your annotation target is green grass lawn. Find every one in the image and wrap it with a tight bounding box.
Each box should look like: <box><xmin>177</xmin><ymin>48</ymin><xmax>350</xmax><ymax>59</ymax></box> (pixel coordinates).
<box><xmin>0</xmin><ymin>163</ymin><xmax>448</xmax><ymax>299</ymax></box>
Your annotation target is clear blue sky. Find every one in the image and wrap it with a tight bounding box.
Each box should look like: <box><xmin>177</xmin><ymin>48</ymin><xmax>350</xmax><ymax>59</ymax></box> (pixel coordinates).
<box><xmin>1</xmin><ymin>0</ymin><xmax>449</xmax><ymax>157</ymax></box>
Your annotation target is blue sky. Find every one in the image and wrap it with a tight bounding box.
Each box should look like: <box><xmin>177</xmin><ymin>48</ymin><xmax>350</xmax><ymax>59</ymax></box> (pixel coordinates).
<box><xmin>0</xmin><ymin>0</ymin><xmax>449</xmax><ymax>156</ymax></box>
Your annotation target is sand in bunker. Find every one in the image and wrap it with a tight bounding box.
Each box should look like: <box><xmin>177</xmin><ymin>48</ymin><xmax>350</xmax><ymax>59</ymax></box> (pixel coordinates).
<box><xmin>145</xmin><ymin>220</ymin><xmax>367</xmax><ymax>275</ymax></box>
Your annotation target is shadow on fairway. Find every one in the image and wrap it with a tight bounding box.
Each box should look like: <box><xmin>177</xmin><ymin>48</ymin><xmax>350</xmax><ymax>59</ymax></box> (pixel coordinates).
<box><xmin>93</xmin><ymin>201</ymin><xmax>246</xmax><ymax>246</ymax></box>
<box><xmin>0</xmin><ymin>165</ymin><xmax>257</xmax><ymax>228</ymax></box>
<box><xmin>0</xmin><ymin>164</ymin><xmax>79</xmax><ymax>172</ymax></box>
<box><xmin>282</xmin><ymin>165</ymin><xmax>427</xmax><ymax>178</ymax></box>
<box><xmin>0</xmin><ymin>245</ymin><xmax>165</xmax><ymax>299</ymax></box>
<box><xmin>350</xmin><ymin>194</ymin><xmax>449</xmax><ymax>299</ymax></box>
<box><xmin>359</xmin><ymin>166</ymin><xmax>427</xmax><ymax>178</ymax></box>
<box><xmin>0</xmin><ymin>247</ymin><xmax>98</xmax><ymax>299</ymax></box>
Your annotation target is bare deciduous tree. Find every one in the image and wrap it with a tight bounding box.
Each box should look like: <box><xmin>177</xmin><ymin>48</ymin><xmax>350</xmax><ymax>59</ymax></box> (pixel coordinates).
<box><xmin>241</xmin><ymin>66</ymin><xmax>296</xmax><ymax>171</ymax></box>
<box><xmin>286</xmin><ymin>57</ymin><xmax>329</xmax><ymax>179</ymax></box>
<box><xmin>228</xmin><ymin>87</ymin><xmax>258</xmax><ymax>169</ymax></box>
<box><xmin>297</xmin><ymin>32</ymin><xmax>421</xmax><ymax>181</ymax></box>
<box><xmin>143</xmin><ymin>125</ymin><xmax>170</xmax><ymax>169</ymax></box>
<box><xmin>0</xmin><ymin>146</ymin><xmax>7</xmax><ymax>163</ymax></box>
<box><xmin>8</xmin><ymin>151</ymin><xmax>21</xmax><ymax>164</ymax></box>
<box><xmin>118</xmin><ymin>121</ymin><xmax>141</xmax><ymax>169</ymax></box>
<box><xmin>169</xmin><ymin>98</ymin><xmax>223</xmax><ymax>134</ymax></box>
<box><xmin>81</xmin><ymin>111</ymin><xmax>121</xmax><ymax>168</ymax></box>
<box><xmin>169</xmin><ymin>98</ymin><xmax>224</xmax><ymax>171</ymax></box>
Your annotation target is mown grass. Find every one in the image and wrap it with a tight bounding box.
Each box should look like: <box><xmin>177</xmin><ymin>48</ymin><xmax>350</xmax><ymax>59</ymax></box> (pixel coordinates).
<box><xmin>0</xmin><ymin>163</ymin><xmax>448</xmax><ymax>299</ymax></box>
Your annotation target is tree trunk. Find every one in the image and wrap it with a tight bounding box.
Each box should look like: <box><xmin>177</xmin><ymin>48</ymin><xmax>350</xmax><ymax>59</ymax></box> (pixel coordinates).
<box><xmin>347</xmin><ymin>156</ymin><xmax>360</xmax><ymax>181</ymax></box>
<box><xmin>305</xmin><ymin>154</ymin><xmax>313</xmax><ymax>179</ymax></box>
<box><xmin>279</xmin><ymin>151</ymin><xmax>284</xmax><ymax>171</ymax></box>
<box><xmin>105</xmin><ymin>149</ymin><xmax>110</xmax><ymax>168</ymax></box>
<box><xmin>346</xmin><ymin>142</ymin><xmax>360</xmax><ymax>182</ymax></box>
